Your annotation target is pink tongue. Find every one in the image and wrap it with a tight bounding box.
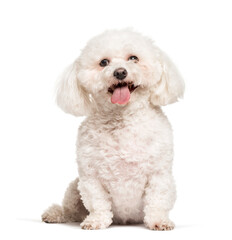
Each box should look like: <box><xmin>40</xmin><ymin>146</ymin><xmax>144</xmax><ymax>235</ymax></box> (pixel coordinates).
<box><xmin>111</xmin><ymin>86</ymin><xmax>131</xmax><ymax>104</ymax></box>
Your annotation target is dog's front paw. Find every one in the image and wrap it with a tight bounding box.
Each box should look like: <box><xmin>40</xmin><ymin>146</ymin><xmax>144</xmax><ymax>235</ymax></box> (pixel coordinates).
<box><xmin>144</xmin><ymin>211</ymin><xmax>175</xmax><ymax>231</ymax></box>
<box><xmin>80</xmin><ymin>212</ymin><xmax>112</xmax><ymax>230</ymax></box>
<box><xmin>145</xmin><ymin>218</ymin><xmax>175</xmax><ymax>231</ymax></box>
<box><xmin>147</xmin><ymin>220</ymin><xmax>175</xmax><ymax>231</ymax></box>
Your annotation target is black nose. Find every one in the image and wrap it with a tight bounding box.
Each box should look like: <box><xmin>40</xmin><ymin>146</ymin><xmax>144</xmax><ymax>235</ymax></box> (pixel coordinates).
<box><xmin>113</xmin><ymin>68</ymin><xmax>127</xmax><ymax>80</ymax></box>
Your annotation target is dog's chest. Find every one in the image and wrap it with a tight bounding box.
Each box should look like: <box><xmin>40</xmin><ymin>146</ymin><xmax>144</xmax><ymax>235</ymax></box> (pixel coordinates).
<box><xmin>78</xmin><ymin>111</ymin><xmax>164</xmax><ymax>180</ymax></box>
<box><xmin>94</xmin><ymin>119</ymin><xmax>156</xmax><ymax>184</ymax></box>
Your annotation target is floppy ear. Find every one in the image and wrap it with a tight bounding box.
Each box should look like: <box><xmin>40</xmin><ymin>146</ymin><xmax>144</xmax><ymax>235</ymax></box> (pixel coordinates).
<box><xmin>150</xmin><ymin>50</ymin><xmax>185</xmax><ymax>106</ymax></box>
<box><xmin>56</xmin><ymin>61</ymin><xmax>92</xmax><ymax>116</ymax></box>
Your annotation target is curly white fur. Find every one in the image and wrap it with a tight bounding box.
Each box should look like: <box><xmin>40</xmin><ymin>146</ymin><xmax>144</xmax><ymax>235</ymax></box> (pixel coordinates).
<box><xmin>42</xmin><ymin>29</ymin><xmax>184</xmax><ymax>231</ymax></box>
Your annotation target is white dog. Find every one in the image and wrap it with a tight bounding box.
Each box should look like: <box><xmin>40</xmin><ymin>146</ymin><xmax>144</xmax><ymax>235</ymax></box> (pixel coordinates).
<box><xmin>42</xmin><ymin>29</ymin><xmax>184</xmax><ymax>230</ymax></box>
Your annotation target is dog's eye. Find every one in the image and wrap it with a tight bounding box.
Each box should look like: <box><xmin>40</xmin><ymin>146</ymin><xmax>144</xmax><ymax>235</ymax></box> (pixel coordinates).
<box><xmin>128</xmin><ymin>56</ymin><xmax>139</xmax><ymax>62</ymax></box>
<box><xmin>99</xmin><ymin>59</ymin><xmax>110</xmax><ymax>67</ymax></box>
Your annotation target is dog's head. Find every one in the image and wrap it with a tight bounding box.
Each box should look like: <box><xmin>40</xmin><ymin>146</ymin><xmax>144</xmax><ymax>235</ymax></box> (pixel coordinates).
<box><xmin>56</xmin><ymin>29</ymin><xmax>184</xmax><ymax>116</ymax></box>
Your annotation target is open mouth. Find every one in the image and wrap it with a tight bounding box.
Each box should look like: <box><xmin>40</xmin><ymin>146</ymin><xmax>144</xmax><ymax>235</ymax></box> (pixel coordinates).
<box><xmin>108</xmin><ymin>81</ymin><xmax>138</xmax><ymax>94</ymax></box>
<box><xmin>108</xmin><ymin>81</ymin><xmax>139</xmax><ymax>105</ymax></box>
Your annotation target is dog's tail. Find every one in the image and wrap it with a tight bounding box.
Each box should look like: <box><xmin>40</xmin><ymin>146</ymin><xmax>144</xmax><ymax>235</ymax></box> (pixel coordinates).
<box><xmin>42</xmin><ymin>178</ymin><xmax>88</xmax><ymax>223</ymax></box>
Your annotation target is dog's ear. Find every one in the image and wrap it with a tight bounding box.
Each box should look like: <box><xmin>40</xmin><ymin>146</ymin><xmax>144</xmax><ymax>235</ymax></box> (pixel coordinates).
<box><xmin>150</xmin><ymin>50</ymin><xmax>184</xmax><ymax>106</ymax></box>
<box><xmin>56</xmin><ymin>61</ymin><xmax>93</xmax><ymax>116</ymax></box>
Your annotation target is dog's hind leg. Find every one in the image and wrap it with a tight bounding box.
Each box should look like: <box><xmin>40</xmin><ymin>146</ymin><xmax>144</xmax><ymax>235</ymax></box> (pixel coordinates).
<box><xmin>42</xmin><ymin>178</ymin><xmax>88</xmax><ymax>223</ymax></box>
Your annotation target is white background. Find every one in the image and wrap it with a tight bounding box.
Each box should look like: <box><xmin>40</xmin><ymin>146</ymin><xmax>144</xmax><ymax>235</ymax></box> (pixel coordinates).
<box><xmin>0</xmin><ymin>0</ymin><xmax>232</xmax><ymax>239</ymax></box>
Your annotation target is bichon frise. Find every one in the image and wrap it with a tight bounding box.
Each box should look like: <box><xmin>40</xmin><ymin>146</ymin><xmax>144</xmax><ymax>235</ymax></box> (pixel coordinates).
<box><xmin>42</xmin><ymin>29</ymin><xmax>184</xmax><ymax>230</ymax></box>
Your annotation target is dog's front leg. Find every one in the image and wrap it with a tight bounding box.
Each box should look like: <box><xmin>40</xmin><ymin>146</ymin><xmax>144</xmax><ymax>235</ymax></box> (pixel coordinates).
<box><xmin>78</xmin><ymin>177</ymin><xmax>113</xmax><ymax>230</ymax></box>
<box><xmin>143</xmin><ymin>172</ymin><xmax>176</xmax><ymax>230</ymax></box>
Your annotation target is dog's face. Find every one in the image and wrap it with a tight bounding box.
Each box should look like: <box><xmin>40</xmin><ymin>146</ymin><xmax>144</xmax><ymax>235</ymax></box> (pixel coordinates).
<box><xmin>56</xmin><ymin>30</ymin><xmax>184</xmax><ymax>116</ymax></box>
